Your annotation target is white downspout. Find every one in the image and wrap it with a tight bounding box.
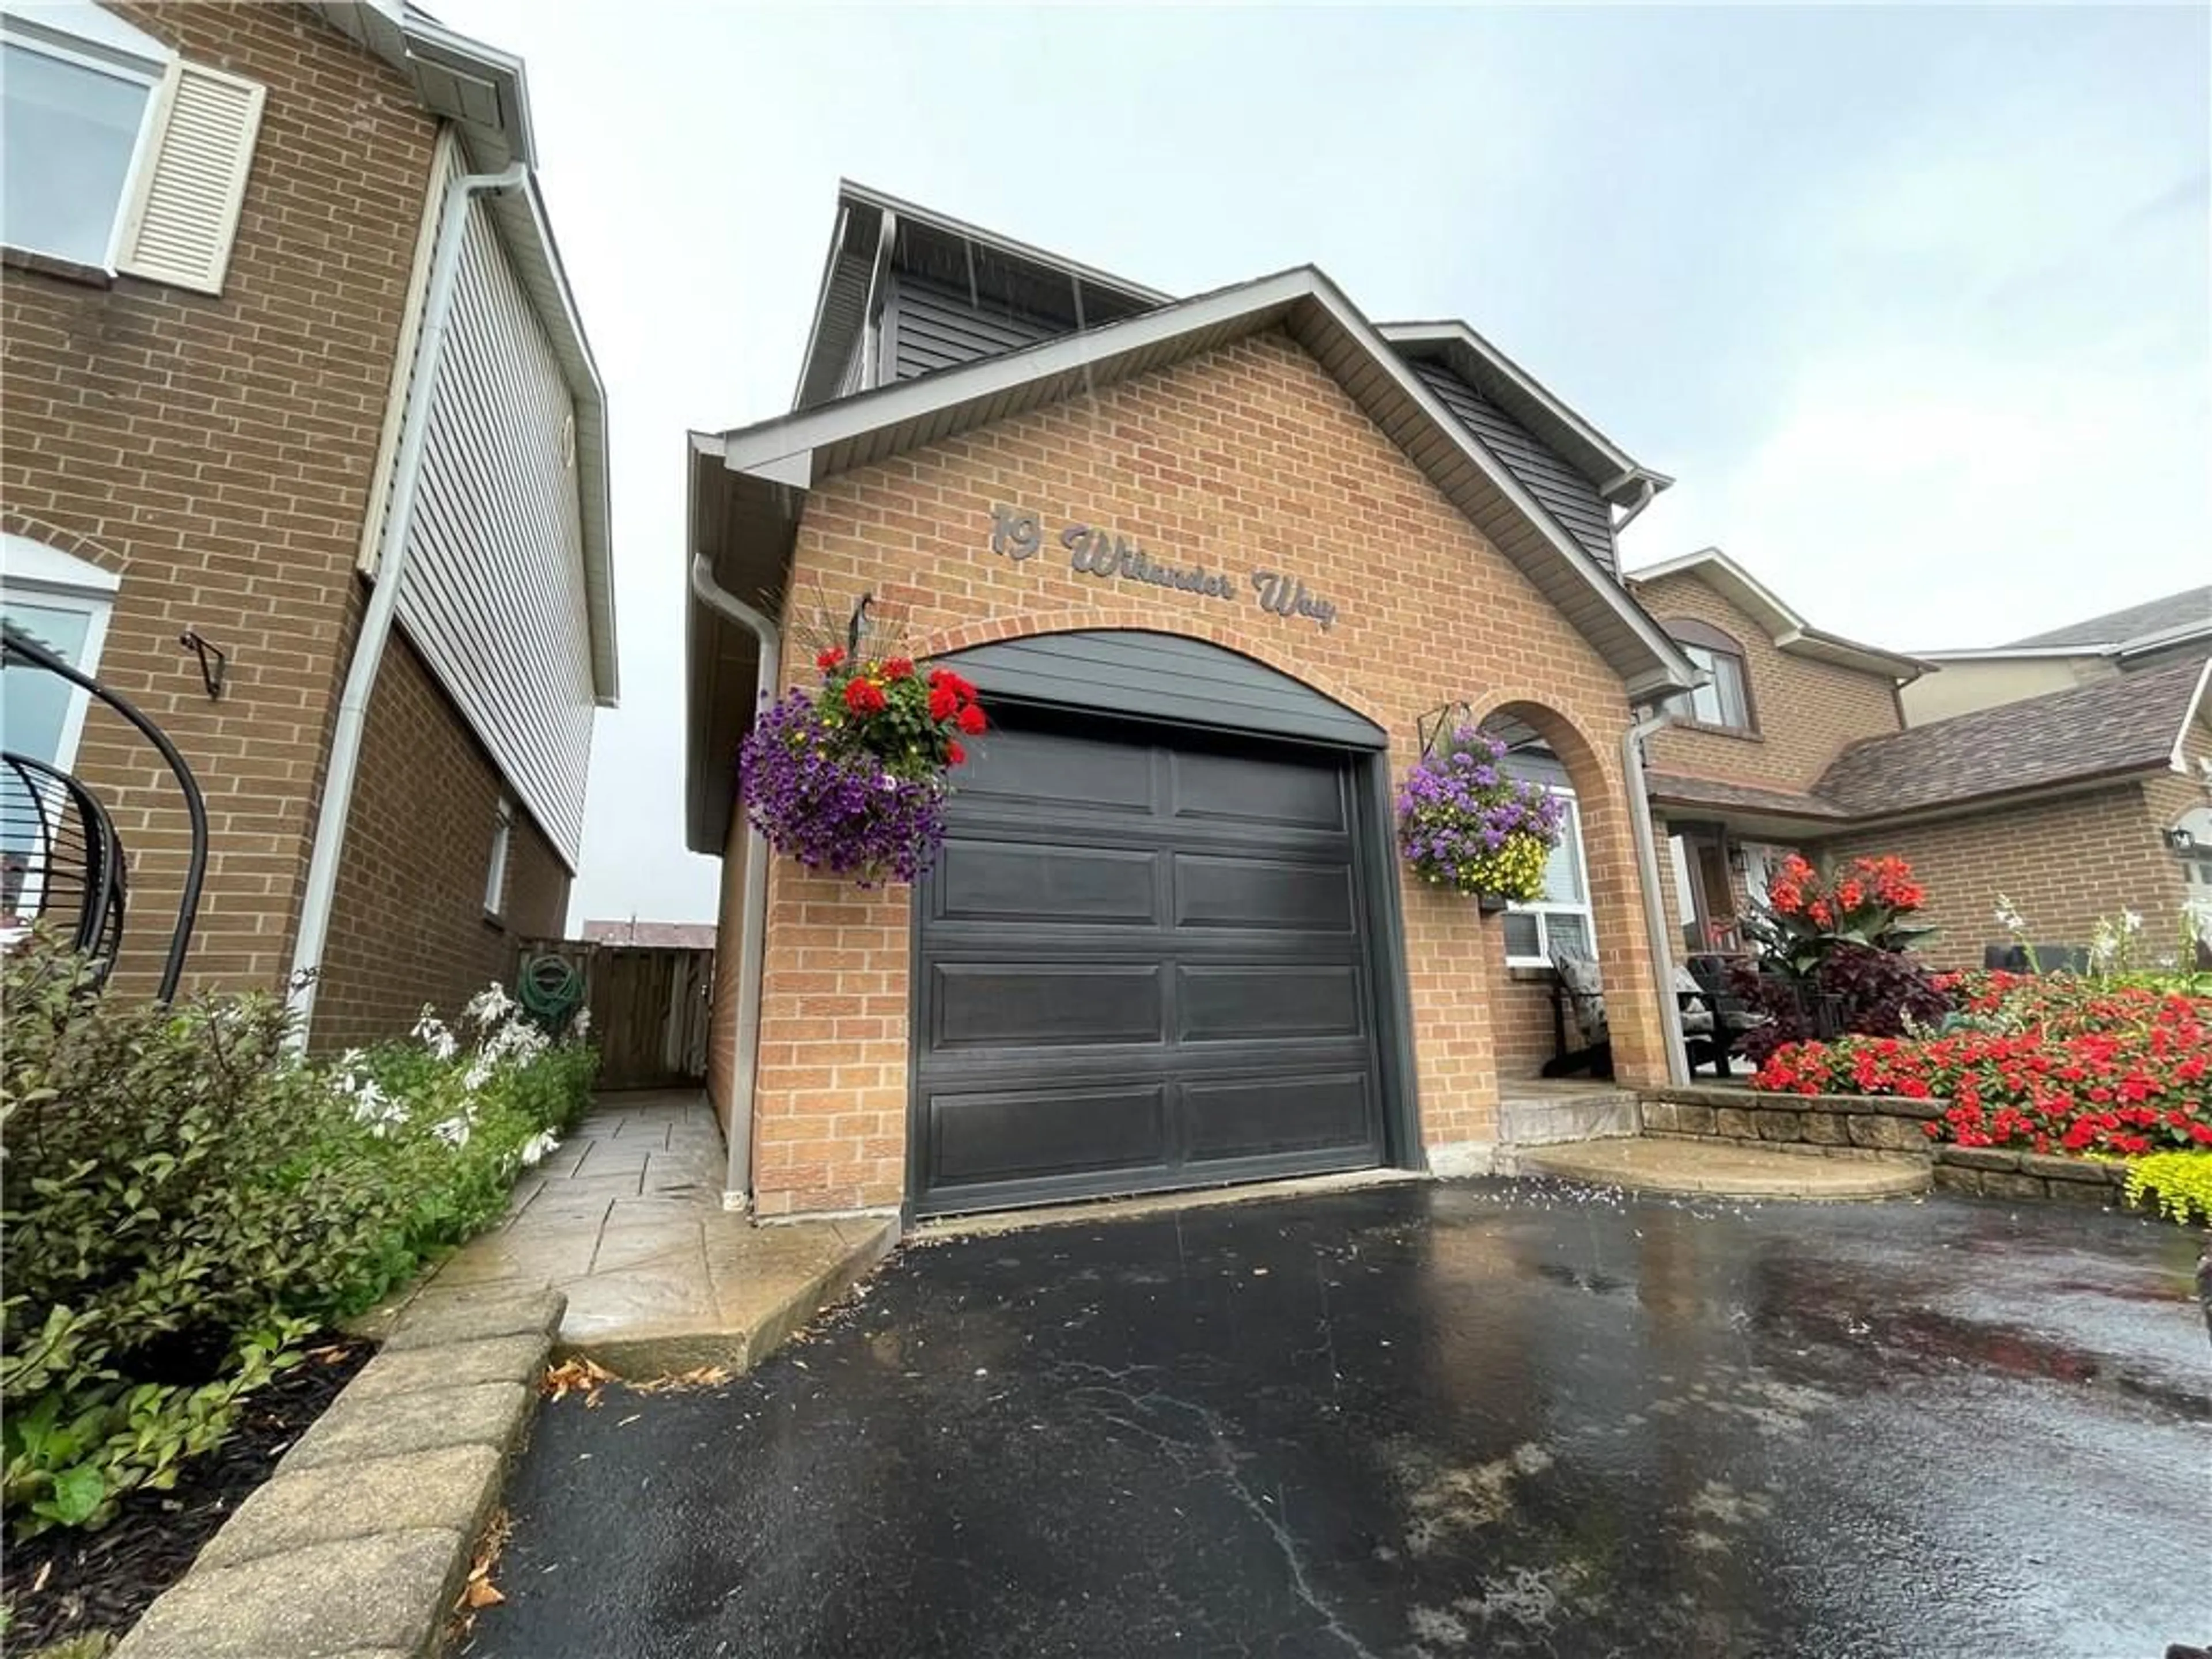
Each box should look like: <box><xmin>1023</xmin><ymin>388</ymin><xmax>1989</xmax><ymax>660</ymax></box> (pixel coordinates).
<box><xmin>286</xmin><ymin>162</ymin><xmax>530</xmax><ymax>1042</ymax></box>
<box><xmin>690</xmin><ymin>553</ymin><xmax>779</xmax><ymax>1208</ymax></box>
<box><xmin>1622</xmin><ymin>706</ymin><xmax>1691</xmax><ymax>1086</ymax></box>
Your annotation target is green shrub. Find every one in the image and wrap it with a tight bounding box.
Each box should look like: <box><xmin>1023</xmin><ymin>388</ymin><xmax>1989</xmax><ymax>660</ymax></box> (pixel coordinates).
<box><xmin>1</xmin><ymin>945</ymin><xmax>598</xmax><ymax>1536</ymax></box>
<box><xmin>2123</xmin><ymin>1150</ymin><xmax>2212</xmax><ymax>1225</ymax></box>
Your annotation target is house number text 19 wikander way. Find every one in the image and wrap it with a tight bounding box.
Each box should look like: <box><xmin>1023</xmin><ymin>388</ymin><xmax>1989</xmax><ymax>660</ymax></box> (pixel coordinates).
<box><xmin>987</xmin><ymin>504</ymin><xmax>1339</xmax><ymax>631</ymax></box>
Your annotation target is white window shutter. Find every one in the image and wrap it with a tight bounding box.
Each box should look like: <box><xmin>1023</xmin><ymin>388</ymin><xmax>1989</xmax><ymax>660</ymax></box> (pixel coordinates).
<box><xmin>115</xmin><ymin>60</ymin><xmax>266</xmax><ymax>296</ymax></box>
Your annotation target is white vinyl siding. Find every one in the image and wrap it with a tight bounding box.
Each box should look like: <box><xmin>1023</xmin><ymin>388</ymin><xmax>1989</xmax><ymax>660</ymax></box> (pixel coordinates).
<box><xmin>393</xmin><ymin>195</ymin><xmax>595</xmax><ymax>869</ymax></box>
<box><xmin>115</xmin><ymin>59</ymin><xmax>263</xmax><ymax>294</ymax></box>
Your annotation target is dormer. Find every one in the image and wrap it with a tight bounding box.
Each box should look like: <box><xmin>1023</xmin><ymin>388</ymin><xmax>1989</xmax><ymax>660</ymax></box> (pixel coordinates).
<box><xmin>790</xmin><ymin>181</ymin><xmax>1165</xmax><ymax>410</ymax></box>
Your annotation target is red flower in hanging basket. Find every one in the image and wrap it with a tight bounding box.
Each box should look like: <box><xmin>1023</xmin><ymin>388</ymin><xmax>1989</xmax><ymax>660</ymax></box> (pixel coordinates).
<box><xmin>816</xmin><ymin>646</ymin><xmax>847</xmax><ymax>672</ymax></box>
<box><xmin>882</xmin><ymin>657</ymin><xmax>915</xmax><ymax>681</ymax></box>
<box><xmin>946</xmin><ymin>739</ymin><xmax>967</xmax><ymax>767</ymax></box>
<box><xmin>956</xmin><ymin>703</ymin><xmax>987</xmax><ymax>735</ymax></box>
<box><xmin>843</xmin><ymin>679</ymin><xmax>888</xmax><ymax>716</ymax></box>
<box><xmin>928</xmin><ymin>684</ymin><xmax>959</xmax><ymax>721</ymax></box>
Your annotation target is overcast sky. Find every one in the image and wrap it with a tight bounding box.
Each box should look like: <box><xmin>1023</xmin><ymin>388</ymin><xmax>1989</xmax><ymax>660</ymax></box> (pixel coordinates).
<box><xmin>433</xmin><ymin>2</ymin><xmax>2211</xmax><ymax>929</ymax></box>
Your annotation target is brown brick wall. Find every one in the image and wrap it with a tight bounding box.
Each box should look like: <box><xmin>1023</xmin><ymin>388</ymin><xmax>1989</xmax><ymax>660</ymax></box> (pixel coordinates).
<box><xmin>743</xmin><ymin>330</ymin><xmax>1672</xmax><ymax>1216</ymax></box>
<box><xmin>312</xmin><ymin>629</ymin><xmax>569</xmax><ymax>1052</ymax></box>
<box><xmin>1632</xmin><ymin>570</ymin><xmax>1902</xmax><ymax>794</ymax></box>
<box><xmin>1811</xmin><ymin>785</ymin><xmax>2186</xmax><ymax>972</ymax></box>
<box><xmin>1</xmin><ymin>2</ymin><xmax>437</xmax><ymax>1001</ymax></box>
<box><xmin>1493</xmin><ymin>974</ymin><xmax>1559</xmax><ymax>1078</ymax></box>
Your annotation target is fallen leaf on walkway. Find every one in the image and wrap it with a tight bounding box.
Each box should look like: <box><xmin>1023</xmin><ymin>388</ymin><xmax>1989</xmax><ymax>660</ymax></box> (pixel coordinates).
<box><xmin>543</xmin><ymin>1357</ymin><xmax>618</xmax><ymax>1407</ymax></box>
<box><xmin>447</xmin><ymin>1508</ymin><xmax>514</xmax><ymax>1643</ymax></box>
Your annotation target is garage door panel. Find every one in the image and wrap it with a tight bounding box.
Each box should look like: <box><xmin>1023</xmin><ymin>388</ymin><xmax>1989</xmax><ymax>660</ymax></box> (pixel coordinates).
<box><xmin>951</xmin><ymin>726</ymin><xmax>1155</xmax><ymax>816</ymax></box>
<box><xmin>914</xmin><ymin>702</ymin><xmax>1390</xmax><ymax>1216</ymax></box>
<box><xmin>1183</xmin><ymin>1072</ymin><xmax>1376</xmax><ymax>1163</ymax></box>
<box><xmin>931</xmin><ymin>963</ymin><xmax>1163</xmax><ymax>1050</ymax></box>
<box><xmin>1174</xmin><ymin>854</ymin><xmax>1355</xmax><ymax>933</ymax></box>
<box><xmin>1171</xmin><ymin>749</ymin><xmax>1347</xmax><ymax>831</ymax></box>
<box><xmin>934</xmin><ymin>840</ymin><xmax>1160</xmax><ymax>926</ymax></box>
<box><xmin>927</xmin><ymin>1082</ymin><xmax>1169</xmax><ymax>1187</ymax></box>
<box><xmin>1177</xmin><ymin>963</ymin><xmax>1365</xmax><ymax>1041</ymax></box>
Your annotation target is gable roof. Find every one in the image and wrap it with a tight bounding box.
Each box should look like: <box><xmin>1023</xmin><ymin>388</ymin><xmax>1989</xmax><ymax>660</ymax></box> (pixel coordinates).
<box><xmin>1625</xmin><ymin>547</ymin><xmax>1931</xmax><ymax>681</ymax></box>
<box><xmin>1376</xmin><ymin>321</ymin><xmax>1671</xmax><ymax>510</ymax></box>
<box><xmin>685</xmin><ymin>265</ymin><xmax>1701</xmax><ymax>852</ymax></box>
<box><xmin>2001</xmin><ymin>584</ymin><xmax>2212</xmax><ymax>653</ymax></box>
<box><xmin>1811</xmin><ymin>654</ymin><xmax>2210</xmax><ymax>820</ymax></box>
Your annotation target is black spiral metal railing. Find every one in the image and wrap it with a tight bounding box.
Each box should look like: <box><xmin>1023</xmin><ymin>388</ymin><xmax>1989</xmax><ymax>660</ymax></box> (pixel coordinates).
<box><xmin>1</xmin><ymin>751</ymin><xmax>126</xmax><ymax>974</ymax></box>
<box><xmin>1</xmin><ymin>622</ymin><xmax>207</xmax><ymax>1002</ymax></box>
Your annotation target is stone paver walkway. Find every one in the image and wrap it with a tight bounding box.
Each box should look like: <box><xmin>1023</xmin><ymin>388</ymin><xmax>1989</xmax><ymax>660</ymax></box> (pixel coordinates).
<box><xmin>1520</xmin><ymin>1135</ymin><xmax>1930</xmax><ymax>1199</ymax></box>
<box><xmin>394</xmin><ymin>1091</ymin><xmax>898</xmax><ymax>1373</ymax></box>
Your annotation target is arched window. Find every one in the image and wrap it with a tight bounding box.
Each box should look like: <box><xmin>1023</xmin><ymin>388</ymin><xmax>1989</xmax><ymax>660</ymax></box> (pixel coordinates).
<box><xmin>1661</xmin><ymin>618</ymin><xmax>1755</xmax><ymax>733</ymax></box>
<box><xmin>1</xmin><ymin>531</ymin><xmax>120</xmax><ymax>775</ymax></box>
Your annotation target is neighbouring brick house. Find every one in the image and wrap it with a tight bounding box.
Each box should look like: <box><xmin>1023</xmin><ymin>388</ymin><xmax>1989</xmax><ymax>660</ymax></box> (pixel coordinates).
<box><xmin>1627</xmin><ymin>550</ymin><xmax>2212</xmax><ymax>974</ymax></box>
<box><xmin>684</xmin><ymin>184</ymin><xmax>1704</xmax><ymax>1219</ymax></box>
<box><xmin>0</xmin><ymin>0</ymin><xmax>616</xmax><ymax>1048</ymax></box>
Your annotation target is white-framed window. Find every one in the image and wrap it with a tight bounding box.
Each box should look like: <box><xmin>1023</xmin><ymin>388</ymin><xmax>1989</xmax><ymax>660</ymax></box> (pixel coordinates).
<box><xmin>483</xmin><ymin>796</ymin><xmax>514</xmax><ymax>919</ymax></box>
<box><xmin>0</xmin><ymin>0</ymin><xmax>169</xmax><ymax>268</ymax></box>
<box><xmin>1</xmin><ymin>533</ymin><xmax>119</xmax><ymax>776</ymax></box>
<box><xmin>2</xmin><ymin>532</ymin><xmax>120</xmax><ymax>932</ymax></box>
<box><xmin>1504</xmin><ymin>788</ymin><xmax>1595</xmax><ymax>966</ymax></box>
<box><xmin>1</xmin><ymin>1</ymin><xmax>264</xmax><ymax>294</ymax></box>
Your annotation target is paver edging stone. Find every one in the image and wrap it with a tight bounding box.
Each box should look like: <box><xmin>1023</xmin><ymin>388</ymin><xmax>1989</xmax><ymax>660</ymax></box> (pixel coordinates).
<box><xmin>113</xmin><ymin>1289</ymin><xmax>565</xmax><ymax>1659</ymax></box>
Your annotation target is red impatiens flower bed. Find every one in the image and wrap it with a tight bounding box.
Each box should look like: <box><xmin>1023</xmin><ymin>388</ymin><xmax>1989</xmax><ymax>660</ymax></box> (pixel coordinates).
<box><xmin>1751</xmin><ymin>972</ymin><xmax>2212</xmax><ymax>1157</ymax></box>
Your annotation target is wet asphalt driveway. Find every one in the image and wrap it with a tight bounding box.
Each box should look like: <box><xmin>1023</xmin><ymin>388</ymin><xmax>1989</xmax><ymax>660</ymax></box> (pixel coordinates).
<box><xmin>466</xmin><ymin>1180</ymin><xmax>2210</xmax><ymax>1659</ymax></box>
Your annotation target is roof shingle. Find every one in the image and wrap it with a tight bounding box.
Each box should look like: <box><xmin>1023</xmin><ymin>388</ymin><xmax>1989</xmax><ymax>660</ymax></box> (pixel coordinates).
<box><xmin>1811</xmin><ymin>656</ymin><xmax>2207</xmax><ymax>819</ymax></box>
<box><xmin>2005</xmin><ymin>586</ymin><xmax>2212</xmax><ymax>650</ymax></box>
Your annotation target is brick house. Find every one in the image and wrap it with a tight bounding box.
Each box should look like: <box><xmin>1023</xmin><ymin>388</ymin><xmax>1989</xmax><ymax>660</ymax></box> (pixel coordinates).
<box><xmin>0</xmin><ymin>0</ymin><xmax>616</xmax><ymax>1049</ymax></box>
<box><xmin>683</xmin><ymin>184</ymin><xmax>1705</xmax><ymax>1219</ymax></box>
<box><xmin>1628</xmin><ymin>550</ymin><xmax>2212</xmax><ymax>974</ymax></box>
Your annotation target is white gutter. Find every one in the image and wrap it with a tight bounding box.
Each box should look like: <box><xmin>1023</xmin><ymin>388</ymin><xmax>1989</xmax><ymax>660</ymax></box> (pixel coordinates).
<box><xmin>690</xmin><ymin>553</ymin><xmax>779</xmax><ymax>1207</ymax></box>
<box><xmin>1622</xmin><ymin>707</ymin><xmax>1690</xmax><ymax>1086</ymax></box>
<box><xmin>1611</xmin><ymin>475</ymin><xmax>1660</xmax><ymax>536</ymax></box>
<box><xmin>286</xmin><ymin>162</ymin><xmax>529</xmax><ymax>1043</ymax></box>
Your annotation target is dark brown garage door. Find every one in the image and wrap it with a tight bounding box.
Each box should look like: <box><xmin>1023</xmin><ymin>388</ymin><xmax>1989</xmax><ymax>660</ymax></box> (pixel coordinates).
<box><xmin>911</xmin><ymin>708</ymin><xmax>1386</xmax><ymax>1215</ymax></box>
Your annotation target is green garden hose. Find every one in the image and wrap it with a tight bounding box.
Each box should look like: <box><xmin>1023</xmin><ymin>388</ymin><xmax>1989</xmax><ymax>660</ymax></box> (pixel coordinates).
<box><xmin>517</xmin><ymin>951</ymin><xmax>586</xmax><ymax>1026</ymax></box>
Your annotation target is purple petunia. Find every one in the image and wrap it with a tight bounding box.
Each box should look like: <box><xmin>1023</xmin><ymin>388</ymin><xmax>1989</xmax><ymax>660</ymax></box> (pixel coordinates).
<box><xmin>738</xmin><ymin>692</ymin><xmax>949</xmax><ymax>887</ymax></box>
<box><xmin>1396</xmin><ymin>726</ymin><xmax>1564</xmax><ymax>896</ymax></box>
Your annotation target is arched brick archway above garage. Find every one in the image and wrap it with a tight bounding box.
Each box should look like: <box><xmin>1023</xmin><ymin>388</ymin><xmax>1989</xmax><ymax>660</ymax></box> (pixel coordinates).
<box><xmin>904</xmin><ymin>603</ymin><xmax>1395</xmax><ymax>738</ymax></box>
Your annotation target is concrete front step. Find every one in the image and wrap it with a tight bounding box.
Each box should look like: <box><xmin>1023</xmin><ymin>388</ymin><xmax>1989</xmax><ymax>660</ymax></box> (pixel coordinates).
<box><xmin>1520</xmin><ymin>1137</ymin><xmax>1930</xmax><ymax>1200</ymax></box>
<box><xmin>1496</xmin><ymin>1089</ymin><xmax>1640</xmax><ymax>1149</ymax></box>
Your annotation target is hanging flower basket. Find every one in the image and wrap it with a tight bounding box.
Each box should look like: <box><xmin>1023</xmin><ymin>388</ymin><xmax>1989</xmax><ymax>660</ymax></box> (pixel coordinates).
<box><xmin>738</xmin><ymin>649</ymin><xmax>987</xmax><ymax>887</ymax></box>
<box><xmin>1397</xmin><ymin>726</ymin><xmax>1564</xmax><ymax>903</ymax></box>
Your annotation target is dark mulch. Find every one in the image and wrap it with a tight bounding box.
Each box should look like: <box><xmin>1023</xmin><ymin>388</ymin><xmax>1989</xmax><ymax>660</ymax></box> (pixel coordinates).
<box><xmin>4</xmin><ymin>1337</ymin><xmax>374</xmax><ymax>1654</ymax></box>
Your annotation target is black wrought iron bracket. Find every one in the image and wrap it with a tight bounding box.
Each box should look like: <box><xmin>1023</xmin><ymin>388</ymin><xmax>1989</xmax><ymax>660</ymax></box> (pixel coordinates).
<box><xmin>1416</xmin><ymin>700</ymin><xmax>1477</xmax><ymax>759</ymax></box>
<box><xmin>178</xmin><ymin>628</ymin><xmax>228</xmax><ymax>700</ymax></box>
<box><xmin>846</xmin><ymin>592</ymin><xmax>875</xmax><ymax>662</ymax></box>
